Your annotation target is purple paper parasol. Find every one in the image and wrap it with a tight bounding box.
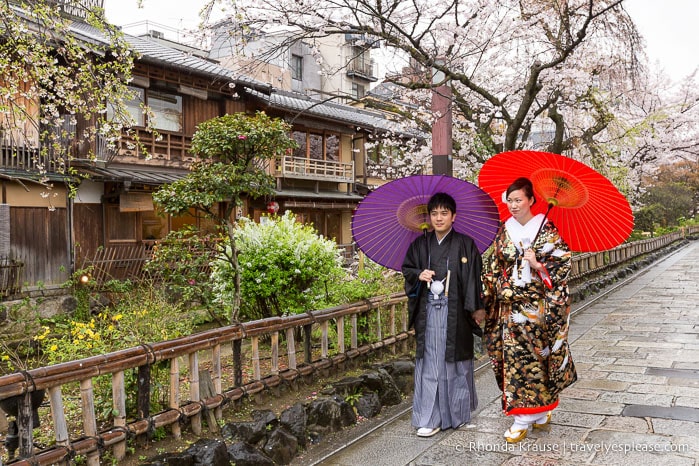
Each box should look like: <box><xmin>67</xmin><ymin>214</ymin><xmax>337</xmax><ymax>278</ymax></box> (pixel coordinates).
<box><xmin>351</xmin><ymin>175</ymin><xmax>500</xmax><ymax>271</ymax></box>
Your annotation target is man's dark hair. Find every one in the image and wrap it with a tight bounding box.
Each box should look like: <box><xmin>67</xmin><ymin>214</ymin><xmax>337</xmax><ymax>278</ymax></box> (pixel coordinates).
<box><xmin>427</xmin><ymin>192</ymin><xmax>456</xmax><ymax>214</ymax></box>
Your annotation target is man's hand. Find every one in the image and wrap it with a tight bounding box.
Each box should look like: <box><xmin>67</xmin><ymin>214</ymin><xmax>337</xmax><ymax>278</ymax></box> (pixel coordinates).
<box><xmin>471</xmin><ymin>309</ymin><xmax>486</xmax><ymax>326</ymax></box>
<box><xmin>419</xmin><ymin>269</ymin><xmax>435</xmax><ymax>282</ymax></box>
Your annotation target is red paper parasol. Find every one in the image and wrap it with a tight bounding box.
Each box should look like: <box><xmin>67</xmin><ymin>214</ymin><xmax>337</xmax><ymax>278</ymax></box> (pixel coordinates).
<box><xmin>351</xmin><ymin>175</ymin><xmax>500</xmax><ymax>271</ymax></box>
<box><xmin>478</xmin><ymin>150</ymin><xmax>634</xmax><ymax>252</ymax></box>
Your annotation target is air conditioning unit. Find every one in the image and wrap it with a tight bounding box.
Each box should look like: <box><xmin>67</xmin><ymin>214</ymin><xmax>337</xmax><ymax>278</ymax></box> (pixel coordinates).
<box><xmin>149</xmin><ymin>30</ymin><xmax>165</xmax><ymax>40</ymax></box>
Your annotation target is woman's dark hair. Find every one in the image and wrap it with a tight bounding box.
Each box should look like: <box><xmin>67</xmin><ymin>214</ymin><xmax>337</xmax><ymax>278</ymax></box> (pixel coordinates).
<box><xmin>506</xmin><ymin>177</ymin><xmax>536</xmax><ymax>204</ymax></box>
<box><xmin>427</xmin><ymin>192</ymin><xmax>456</xmax><ymax>214</ymax></box>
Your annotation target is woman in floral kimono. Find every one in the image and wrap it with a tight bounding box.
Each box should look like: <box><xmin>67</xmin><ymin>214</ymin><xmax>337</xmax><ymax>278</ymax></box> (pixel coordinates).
<box><xmin>482</xmin><ymin>177</ymin><xmax>577</xmax><ymax>443</ymax></box>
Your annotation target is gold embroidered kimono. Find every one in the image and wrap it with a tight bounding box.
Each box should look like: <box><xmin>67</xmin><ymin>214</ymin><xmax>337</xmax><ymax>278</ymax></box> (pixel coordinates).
<box><xmin>482</xmin><ymin>218</ymin><xmax>577</xmax><ymax>416</ymax></box>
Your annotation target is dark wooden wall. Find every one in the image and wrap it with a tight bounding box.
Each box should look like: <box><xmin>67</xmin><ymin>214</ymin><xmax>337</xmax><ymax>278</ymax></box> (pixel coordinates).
<box><xmin>73</xmin><ymin>203</ymin><xmax>104</xmax><ymax>269</ymax></box>
<box><xmin>10</xmin><ymin>207</ymin><xmax>70</xmax><ymax>287</ymax></box>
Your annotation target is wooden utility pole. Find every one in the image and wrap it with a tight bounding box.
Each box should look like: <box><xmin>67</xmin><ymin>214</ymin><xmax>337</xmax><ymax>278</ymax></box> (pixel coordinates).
<box><xmin>431</xmin><ymin>60</ymin><xmax>452</xmax><ymax>176</ymax></box>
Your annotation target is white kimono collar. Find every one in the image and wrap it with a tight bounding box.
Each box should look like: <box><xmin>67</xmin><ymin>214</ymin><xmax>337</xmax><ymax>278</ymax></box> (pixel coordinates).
<box><xmin>505</xmin><ymin>213</ymin><xmax>545</xmax><ymax>252</ymax></box>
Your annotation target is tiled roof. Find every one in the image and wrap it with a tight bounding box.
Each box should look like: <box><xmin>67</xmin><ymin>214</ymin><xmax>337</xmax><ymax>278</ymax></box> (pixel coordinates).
<box><xmin>80</xmin><ymin>165</ymin><xmax>188</xmax><ymax>185</ymax></box>
<box><xmin>20</xmin><ymin>8</ymin><xmax>423</xmax><ymax>138</ymax></box>
<box><xmin>68</xmin><ymin>19</ymin><xmax>270</xmax><ymax>91</ymax></box>
<box><xmin>244</xmin><ymin>88</ymin><xmax>426</xmax><ymax>138</ymax></box>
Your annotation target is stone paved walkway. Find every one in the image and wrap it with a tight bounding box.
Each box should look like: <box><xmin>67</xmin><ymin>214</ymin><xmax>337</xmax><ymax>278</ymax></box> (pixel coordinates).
<box><xmin>322</xmin><ymin>241</ymin><xmax>699</xmax><ymax>465</ymax></box>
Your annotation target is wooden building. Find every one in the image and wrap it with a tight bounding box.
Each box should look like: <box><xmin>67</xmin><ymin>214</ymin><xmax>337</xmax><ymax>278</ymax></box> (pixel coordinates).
<box><xmin>0</xmin><ymin>3</ymin><xmax>423</xmax><ymax>294</ymax></box>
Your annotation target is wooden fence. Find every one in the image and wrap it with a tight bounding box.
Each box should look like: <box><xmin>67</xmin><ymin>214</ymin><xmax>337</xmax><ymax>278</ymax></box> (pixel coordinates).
<box><xmin>0</xmin><ymin>258</ymin><xmax>23</xmax><ymax>298</ymax></box>
<box><xmin>0</xmin><ymin>227</ymin><xmax>697</xmax><ymax>465</ymax></box>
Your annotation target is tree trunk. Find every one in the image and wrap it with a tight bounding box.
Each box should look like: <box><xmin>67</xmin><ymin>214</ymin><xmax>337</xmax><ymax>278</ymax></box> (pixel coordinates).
<box><xmin>226</xmin><ymin>221</ymin><xmax>241</xmax><ymax>324</ymax></box>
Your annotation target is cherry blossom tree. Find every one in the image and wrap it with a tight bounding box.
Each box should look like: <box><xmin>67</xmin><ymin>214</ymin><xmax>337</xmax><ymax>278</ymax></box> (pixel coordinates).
<box><xmin>0</xmin><ymin>0</ymin><xmax>139</xmax><ymax>183</ymax></box>
<box><xmin>197</xmin><ymin>0</ymin><xmax>698</xmax><ymax>192</ymax></box>
<box><xmin>202</xmin><ymin>1</ymin><xmax>637</xmax><ymax>154</ymax></box>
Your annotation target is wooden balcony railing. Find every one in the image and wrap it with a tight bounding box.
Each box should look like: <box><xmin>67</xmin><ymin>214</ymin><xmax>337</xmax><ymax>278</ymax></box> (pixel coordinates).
<box><xmin>113</xmin><ymin>129</ymin><xmax>194</xmax><ymax>164</ymax></box>
<box><xmin>0</xmin><ymin>145</ymin><xmax>66</xmax><ymax>174</ymax></box>
<box><xmin>276</xmin><ymin>155</ymin><xmax>354</xmax><ymax>182</ymax></box>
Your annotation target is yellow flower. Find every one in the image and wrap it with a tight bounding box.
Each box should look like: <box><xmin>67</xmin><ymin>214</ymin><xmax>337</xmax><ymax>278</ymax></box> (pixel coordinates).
<box><xmin>112</xmin><ymin>314</ymin><xmax>123</xmax><ymax>321</ymax></box>
<box><xmin>34</xmin><ymin>325</ymin><xmax>51</xmax><ymax>341</ymax></box>
<box><xmin>1</xmin><ymin>355</ymin><xmax>9</xmax><ymax>361</ymax></box>
<box><xmin>50</xmin><ymin>345</ymin><xmax>58</xmax><ymax>352</ymax></box>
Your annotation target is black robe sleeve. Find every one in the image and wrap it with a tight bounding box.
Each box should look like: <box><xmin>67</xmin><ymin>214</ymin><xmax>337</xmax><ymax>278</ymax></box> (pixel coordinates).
<box><xmin>402</xmin><ymin>234</ymin><xmax>428</xmax><ymax>330</ymax></box>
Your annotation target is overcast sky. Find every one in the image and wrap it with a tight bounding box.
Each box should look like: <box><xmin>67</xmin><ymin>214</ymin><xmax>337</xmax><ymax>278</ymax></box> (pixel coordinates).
<box><xmin>104</xmin><ymin>0</ymin><xmax>699</xmax><ymax>82</ymax></box>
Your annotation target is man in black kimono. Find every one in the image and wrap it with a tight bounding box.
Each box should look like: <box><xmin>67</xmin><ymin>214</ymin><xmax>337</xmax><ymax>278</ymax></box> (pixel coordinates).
<box><xmin>402</xmin><ymin>192</ymin><xmax>485</xmax><ymax>437</ymax></box>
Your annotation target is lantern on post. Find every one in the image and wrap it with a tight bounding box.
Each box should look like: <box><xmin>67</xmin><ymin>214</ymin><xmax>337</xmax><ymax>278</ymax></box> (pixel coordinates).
<box><xmin>266</xmin><ymin>201</ymin><xmax>279</xmax><ymax>215</ymax></box>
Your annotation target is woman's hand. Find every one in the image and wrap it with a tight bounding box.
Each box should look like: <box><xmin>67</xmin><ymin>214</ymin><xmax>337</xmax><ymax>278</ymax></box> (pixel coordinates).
<box><xmin>523</xmin><ymin>248</ymin><xmax>543</xmax><ymax>272</ymax></box>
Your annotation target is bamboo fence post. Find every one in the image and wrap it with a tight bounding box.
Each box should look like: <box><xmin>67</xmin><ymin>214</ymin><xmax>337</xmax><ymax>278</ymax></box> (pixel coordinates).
<box><xmin>169</xmin><ymin>357</ymin><xmax>181</xmax><ymax>439</ymax></box>
<box><xmin>376</xmin><ymin>307</ymin><xmax>382</xmax><ymax>341</ymax></box>
<box><xmin>271</xmin><ymin>331</ymin><xmax>279</xmax><ymax>374</ymax></box>
<box><xmin>212</xmin><ymin>344</ymin><xmax>222</xmax><ymax>421</ymax></box>
<box><xmin>389</xmin><ymin>304</ymin><xmax>396</xmax><ymax>355</ymax></box>
<box><xmin>401</xmin><ymin>302</ymin><xmax>408</xmax><ymax>353</ymax></box>
<box><xmin>79</xmin><ymin>379</ymin><xmax>100</xmax><ymax>466</ymax></box>
<box><xmin>111</xmin><ymin>371</ymin><xmax>127</xmax><ymax>460</ymax></box>
<box><xmin>336</xmin><ymin>316</ymin><xmax>345</xmax><ymax>354</ymax></box>
<box><xmin>232</xmin><ymin>339</ymin><xmax>243</xmax><ymax>387</ymax></box>
<box><xmin>303</xmin><ymin>324</ymin><xmax>312</xmax><ymax>363</ymax></box>
<box><xmin>286</xmin><ymin>328</ymin><xmax>297</xmax><ymax>370</ymax></box>
<box><xmin>198</xmin><ymin>370</ymin><xmax>218</xmax><ymax>434</ymax></box>
<box><xmin>188</xmin><ymin>352</ymin><xmax>201</xmax><ymax>435</ymax></box>
<box><xmin>17</xmin><ymin>392</ymin><xmax>33</xmax><ymax>459</ymax></box>
<box><xmin>137</xmin><ymin>364</ymin><xmax>150</xmax><ymax>421</ymax></box>
<box><xmin>351</xmin><ymin>314</ymin><xmax>358</xmax><ymax>349</ymax></box>
<box><xmin>48</xmin><ymin>386</ymin><xmax>69</xmax><ymax>450</ymax></box>
<box><xmin>321</xmin><ymin>321</ymin><xmax>328</xmax><ymax>359</ymax></box>
<box><xmin>251</xmin><ymin>336</ymin><xmax>261</xmax><ymax>380</ymax></box>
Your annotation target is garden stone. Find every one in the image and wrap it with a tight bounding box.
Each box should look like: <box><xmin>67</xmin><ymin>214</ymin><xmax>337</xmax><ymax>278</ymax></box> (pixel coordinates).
<box><xmin>308</xmin><ymin>430</ymin><xmax>323</xmax><ymax>445</ymax></box>
<box><xmin>355</xmin><ymin>392</ymin><xmax>382</xmax><ymax>419</ymax></box>
<box><xmin>379</xmin><ymin>360</ymin><xmax>415</xmax><ymax>394</ymax></box>
<box><xmin>251</xmin><ymin>408</ymin><xmax>278</xmax><ymax>428</ymax></box>
<box><xmin>221</xmin><ymin>419</ymin><xmax>267</xmax><ymax>446</ymax></box>
<box><xmin>141</xmin><ymin>451</ymin><xmax>195</xmax><ymax>466</ymax></box>
<box><xmin>263</xmin><ymin>426</ymin><xmax>299</xmax><ymax>465</ymax></box>
<box><xmin>227</xmin><ymin>441</ymin><xmax>275</xmax><ymax>466</ymax></box>
<box><xmin>280</xmin><ymin>402</ymin><xmax>307</xmax><ymax>447</ymax></box>
<box><xmin>359</xmin><ymin>368</ymin><xmax>402</xmax><ymax>406</ymax></box>
<box><xmin>380</xmin><ymin>359</ymin><xmax>414</xmax><ymax>376</ymax></box>
<box><xmin>330</xmin><ymin>376</ymin><xmax>364</xmax><ymax>396</ymax></box>
<box><xmin>334</xmin><ymin>395</ymin><xmax>357</xmax><ymax>427</ymax></box>
<box><xmin>183</xmin><ymin>438</ymin><xmax>228</xmax><ymax>466</ymax></box>
<box><xmin>305</xmin><ymin>397</ymin><xmax>344</xmax><ymax>433</ymax></box>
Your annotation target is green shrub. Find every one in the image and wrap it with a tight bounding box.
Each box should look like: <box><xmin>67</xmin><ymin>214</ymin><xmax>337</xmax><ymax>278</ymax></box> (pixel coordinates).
<box><xmin>321</xmin><ymin>256</ymin><xmax>403</xmax><ymax>307</ymax></box>
<box><xmin>143</xmin><ymin>226</ymin><xmax>220</xmax><ymax>310</ymax></box>
<box><xmin>212</xmin><ymin>211</ymin><xmax>345</xmax><ymax>320</ymax></box>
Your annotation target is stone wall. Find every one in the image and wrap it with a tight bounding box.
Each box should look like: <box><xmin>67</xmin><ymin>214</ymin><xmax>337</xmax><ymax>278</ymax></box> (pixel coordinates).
<box><xmin>141</xmin><ymin>359</ymin><xmax>415</xmax><ymax>466</ymax></box>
